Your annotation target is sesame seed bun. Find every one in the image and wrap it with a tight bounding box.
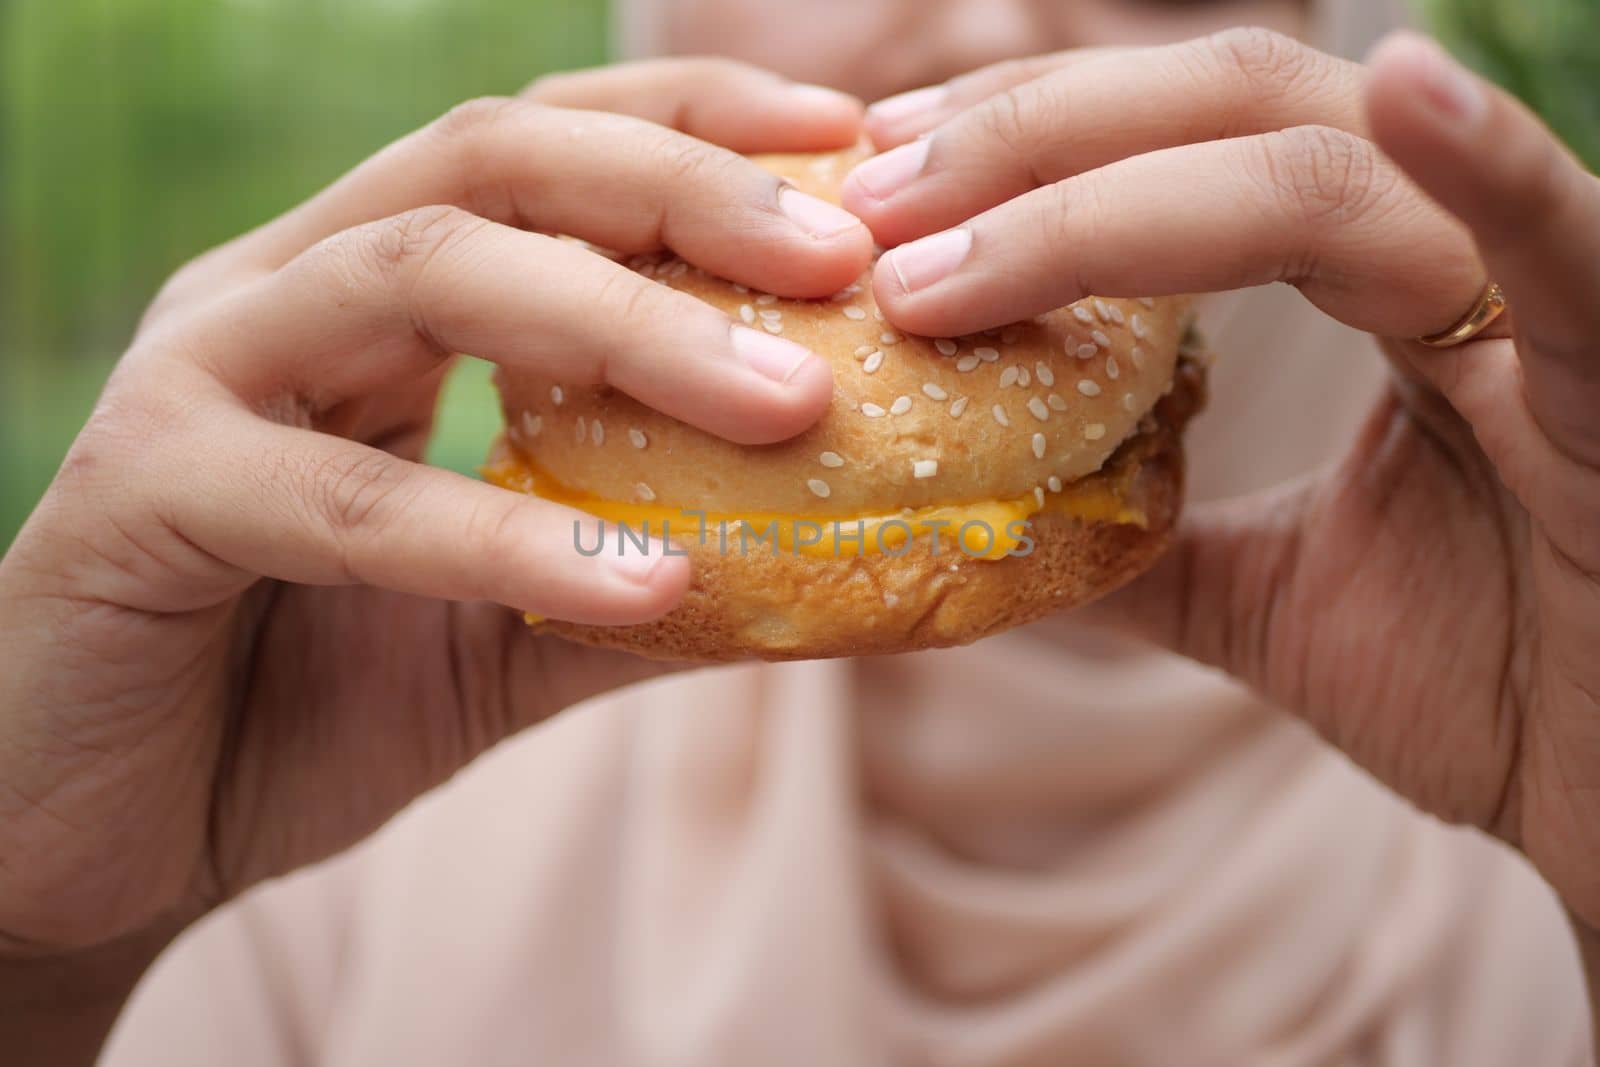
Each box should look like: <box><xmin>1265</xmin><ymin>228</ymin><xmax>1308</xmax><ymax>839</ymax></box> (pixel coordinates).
<box><xmin>486</xmin><ymin>148</ymin><xmax>1207</xmax><ymax>661</ymax></box>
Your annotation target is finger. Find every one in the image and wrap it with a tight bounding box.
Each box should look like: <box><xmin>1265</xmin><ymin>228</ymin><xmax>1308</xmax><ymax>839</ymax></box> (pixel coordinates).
<box><xmin>184</xmin><ymin>206</ymin><xmax>832</xmax><ymax>446</ymax></box>
<box><xmin>844</xmin><ymin>28</ymin><xmax>1369</xmax><ymax>248</ymax></box>
<box><xmin>523</xmin><ymin>56</ymin><xmax>863</xmax><ymax>152</ymax></box>
<box><xmin>870</xmin><ymin>126</ymin><xmax>1484</xmax><ymax>342</ymax></box>
<box><xmin>863</xmin><ymin>48</ymin><xmax>1128</xmax><ymax>148</ymax></box>
<box><xmin>230</xmin><ymin>97</ymin><xmax>872</xmax><ymax>298</ymax></box>
<box><xmin>1366</xmin><ymin>31</ymin><xmax>1600</xmax><ymax>463</ymax></box>
<box><xmin>163</xmin><ymin>409</ymin><xmax>690</xmax><ymax>625</ymax></box>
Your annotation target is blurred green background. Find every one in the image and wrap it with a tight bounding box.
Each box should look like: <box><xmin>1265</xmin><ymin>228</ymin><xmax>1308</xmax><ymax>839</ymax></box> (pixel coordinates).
<box><xmin>1</xmin><ymin>0</ymin><xmax>607</xmax><ymax>545</ymax></box>
<box><xmin>2</xmin><ymin>0</ymin><xmax>1596</xmax><ymax>549</ymax></box>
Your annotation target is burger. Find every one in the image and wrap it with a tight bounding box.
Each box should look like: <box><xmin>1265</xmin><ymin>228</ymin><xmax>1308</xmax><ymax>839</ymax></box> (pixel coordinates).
<box><xmin>482</xmin><ymin>149</ymin><xmax>1206</xmax><ymax>661</ymax></box>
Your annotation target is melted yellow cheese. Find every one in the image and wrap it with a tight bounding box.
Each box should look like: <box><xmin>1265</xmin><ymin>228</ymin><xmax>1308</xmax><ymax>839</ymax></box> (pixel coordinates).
<box><xmin>481</xmin><ymin>454</ymin><xmax>1144</xmax><ymax>563</ymax></box>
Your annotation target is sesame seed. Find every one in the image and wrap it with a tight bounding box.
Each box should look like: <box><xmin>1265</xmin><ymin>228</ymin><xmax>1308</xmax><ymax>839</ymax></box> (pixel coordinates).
<box><xmin>1122</xmin><ymin>393</ymin><xmax>1137</xmax><ymax>412</ymax></box>
<box><xmin>1130</xmin><ymin>346</ymin><xmax>1146</xmax><ymax>370</ymax></box>
<box><xmin>922</xmin><ymin>382</ymin><xmax>948</xmax><ymax>401</ymax></box>
<box><xmin>991</xmin><ymin>404</ymin><xmax>1010</xmax><ymax>427</ymax></box>
<box><xmin>874</xmin><ymin>308</ymin><xmax>886</xmax><ymax>322</ymax></box>
<box><xmin>739</xmin><ymin>304</ymin><xmax>756</xmax><ymax>324</ymax></box>
<box><xmin>1035</xmin><ymin>363</ymin><xmax>1055</xmax><ymax>387</ymax></box>
<box><xmin>1092</xmin><ymin>330</ymin><xmax>1111</xmax><ymax>348</ymax></box>
<box><xmin>819</xmin><ymin>450</ymin><xmax>845</xmax><ymax>468</ymax></box>
<box><xmin>1047</xmin><ymin>393</ymin><xmax>1068</xmax><ymax>411</ymax></box>
<box><xmin>855</xmin><ymin>345</ymin><xmax>876</xmax><ymax>359</ymax></box>
<box><xmin>759</xmin><ymin>309</ymin><xmax>782</xmax><ymax>321</ymax></box>
<box><xmin>861</xmin><ymin>402</ymin><xmax>887</xmax><ymax>418</ymax></box>
<box><xmin>628</xmin><ymin>427</ymin><xmax>648</xmax><ymax>449</ymax></box>
<box><xmin>883</xmin><ymin>591</ymin><xmax>899</xmax><ymax>607</ymax></box>
<box><xmin>635</xmin><ymin>482</ymin><xmax>656</xmax><ymax>502</ymax></box>
<box><xmin>591</xmin><ymin>420</ymin><xmax>605</xmax><ymax>445</ymax></box>
<box><xmin>1084</xmin><ymin>423</ymin><xmax>1107</xmax><ymax>441</ymax></box>
<box><xmin>763</xmin><ymin>321</ymin><xmax>784</xmax><ymax>334</ymax></box>
<box><xmin>999</xmin><ymin>366</ymin><xmax>1020</xmax><ymax>389</ymax></box>
<box><xmin>1107</xmin><ymin>304</ymin><xmax>1126</xmax><ymax>325</ymax></box>
<box><xmin>935</xmin><ymin>338</ymin><xmax>958</xmax><ymax>356</ymax></box>
<box><xmin>1094</xmin><ymin>298</ymin><xmax>1112</xmax><ymax>321</ymax></box>
<box><xmin>950</xmin><ymin>396</ymin><xmax>969</xmax><ymax>418</ymax></box>
<box><xmin>890</xmin><ymin>395</ymin><xmax>913</xmax><ymax>416</ymax></box>
<box><xmin>1106</xmin><ymin>356</ymin><xmax>1120</xmax><ymax>379</ymax></box>
<box><xmin>1027</xmin><ymin>397</ymin><xmax>1050</xmax><ymax>421</ymax></box>
<box><xmin>1034</xmin><ymin>314</ymin><xmax>1051</xmax><ymax>325</ymax></box>
<box><xmin>863</xmin><ymin>350</ymin><xmax>885</xmax><ymax>374</ymax></box>
<box><xmin>733</xmin><ymin>283</ymin><xmax>749</xmax><ymax>294</ymax></box>
<box><xmin>912</xmin><ymin>459</ymin><xmax>938</xmax><ymax>479</ymax></box>
<box><xmin>1047</xmin><ymin>475</ymin><xmax>1063</xmax><ymax>493</ymax></box>
<box><xmin>1138</xmin><ymin>296</ymin><xmax>1156</xmax><ymax>308</ymax></box>
<box><xmin>1076</xmin><ymin>344</ymin><xmax>1098</xmax><ymax>359</ymax></box>
<box><xmin>1072</xmin><ymin>305</ymin><xmax>1095</xmax><ymax>324</ymax></box>
<box><xmin>881</xmin><ymin>332</ymin><xmax>903</xmax><ymax>345</ymax></box>
<box><xmin>1031</xmin><ymin>432</ymin><xmax>1047</xmax><ymax>459</ymax></box>
<box><xmin>521</xmin><ymin>411</ymin><xmax>542</xmax><ymax>438</ymax></box>
<box><xmin>671</xmin><ymin>261</ymin><xmax>689</xmax><ymax>277</ymax></box>
<box><xmin>807</xmin><ymin>478</ymin><xmax>832</xmax><ymax>498</ymax></box>
<box><xmin>1077</xmin><ymin>379</ymin><xmax>1102</xmax><ymax>397</ymax></box>
<box><xmin>551</xmin><ymin>386</ymin><xmax>564</xmax><ymax>405</ymax></box>
<box><xmin>975</xmin><ymin>346</ymin><xmax>999</xmax><ymax>362</ymax></box>
<box><xmin>574</xmin><ymin>416</ymin><xmax>587</xmax><ymax>442</ymax></box>
<box><xmin>1018</xmin><ymin>367</ymin><xmax>1031</xmax><ymax>387</ymax></box>
<box><xmin>956</xmin><ymin>354</ymin><xmax>981</xmax><ymax>373</ymax></box>
<box><xmin>1034</xmin><ymin>487</ymin><xmax>1046</xmax><ymax>507</ymax></box>
<box><xmin>843</xmin><ymin>306</ymin><xmax>867</xmax><ymax>321</ymax></box>
<box><xmin>756</xmin><ymin>293</ymin><xmax>778</xmax><ymax>305</ymax></box>
<box><xmin>1131</xmin><ymin>314</ymin><xmax>1148</xmax><ymax>340</ymax></box>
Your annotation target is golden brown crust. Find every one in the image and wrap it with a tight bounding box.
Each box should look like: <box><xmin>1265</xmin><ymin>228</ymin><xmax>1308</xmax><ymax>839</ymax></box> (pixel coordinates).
<box><xmin>529</xmin><ymin>360</ymin><xmax>1204</xmax><ymax>662</ymax></box>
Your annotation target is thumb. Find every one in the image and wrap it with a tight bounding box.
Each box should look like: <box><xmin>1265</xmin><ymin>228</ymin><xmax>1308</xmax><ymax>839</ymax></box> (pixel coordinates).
<box><xmin>1365</xmin><ymin>30</ymin><xmax>1600</xmax><ymax>466</ymax></box>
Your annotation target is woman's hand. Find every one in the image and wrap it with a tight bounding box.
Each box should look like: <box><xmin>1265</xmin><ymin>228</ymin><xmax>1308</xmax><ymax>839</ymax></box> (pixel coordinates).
<box><xmin>0</xmin><ymin>57</ymin><xmax>871</xmax><ymax>1025</ymax></box>
<box><xmin>842</xmin><ymin>29</ymin><xmax>1600</xmax><ymax>926</ymax></box>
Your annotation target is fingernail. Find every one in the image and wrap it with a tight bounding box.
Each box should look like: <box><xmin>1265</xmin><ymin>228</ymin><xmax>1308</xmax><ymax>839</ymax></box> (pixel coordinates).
<box><xmin>779</xmin><ymin>186</ymin><xmax>862</xmax><ymax>239</ymax></box>
<box><xmin>846</xmin><ymin>138</ymin><xmax>932</xmax><ymax>202</ymax></box>
<box><xmin>868</xmin><ymin>85</ymin><xmax>947</xmax><ymax>126</ymax></box>
<box><xmin>1411</xmin><ymin>37</ymin><xmax>1487</xmax><ymax>127</ymax></box>
<box><xmin>883</xmin><ymin>228</ymin><xmax>971</xmax><ymax>294</ymax></box>
<box><xmin>731</xmin><ymin>325</ymin><xmax>816</xmax><ymax>383</ymax></box>
<box><xmin>605</xmin><ymin>532</ymin><xmax>669</xmax><ymax>585</ymax></box>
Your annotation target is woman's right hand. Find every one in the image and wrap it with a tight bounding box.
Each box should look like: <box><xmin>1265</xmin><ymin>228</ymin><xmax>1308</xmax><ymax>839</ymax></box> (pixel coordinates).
<box><xmin>0</xmin><ymin>58</ymin><xmax>871</xmax><ymax>1048</ymax></box>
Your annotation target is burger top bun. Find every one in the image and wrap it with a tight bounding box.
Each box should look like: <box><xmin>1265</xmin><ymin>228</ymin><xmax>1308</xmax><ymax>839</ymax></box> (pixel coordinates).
<box><xmin>494</xmin><ymin>149</ymin><xmax>1191</xmax><ymax>517</ymax></box>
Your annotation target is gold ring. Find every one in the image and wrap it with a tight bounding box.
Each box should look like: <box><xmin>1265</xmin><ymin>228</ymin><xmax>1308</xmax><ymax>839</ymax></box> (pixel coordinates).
<box><xmin>1416</xmin><ymin>282</ymin><xmax>1507</xmax><ymax>348</ymax></box>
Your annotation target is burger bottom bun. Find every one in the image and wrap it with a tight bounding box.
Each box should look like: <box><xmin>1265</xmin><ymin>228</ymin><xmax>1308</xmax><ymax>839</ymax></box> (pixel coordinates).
<box><xmin>526</xmin><ymin>361</ymin><xmax>1202</xmax><ymax>663</ymax></box>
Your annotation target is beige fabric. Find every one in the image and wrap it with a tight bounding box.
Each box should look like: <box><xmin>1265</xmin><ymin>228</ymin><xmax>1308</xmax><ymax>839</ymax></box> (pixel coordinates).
<box><xmin>100</xmin><ymin>287</ymin><xmax>1592</xmax><ymax>1066</ymax></box>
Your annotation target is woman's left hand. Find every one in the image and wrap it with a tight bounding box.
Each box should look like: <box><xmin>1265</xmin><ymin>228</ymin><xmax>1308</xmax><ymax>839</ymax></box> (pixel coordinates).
<box><xmin>840</xmin><ymin>29</ymin><xmax>1600</xmax><ymax>929</ymax></box>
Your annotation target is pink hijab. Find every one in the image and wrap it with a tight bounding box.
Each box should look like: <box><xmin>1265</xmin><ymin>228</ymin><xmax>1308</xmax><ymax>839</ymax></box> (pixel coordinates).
<box><xmin>101</xmin><ymin>5</ymin><xmax>1591</xmax><ymax>1064</ymax></box>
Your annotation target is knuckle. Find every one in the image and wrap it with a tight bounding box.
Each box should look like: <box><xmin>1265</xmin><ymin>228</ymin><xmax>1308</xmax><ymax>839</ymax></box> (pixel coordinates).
<box><xmin>981</xmin><ymin>85</ymin><xmax>1039</xmax><ymax>168</ymax></box>
<box><xmin>591</xmin><ymin>271</ymin><xmax>669</xmax><ymax>376</ymax></box>
<box><xmin>346</xmin><ymin>204</ymin><xmax>478</xmax><ymax>287</ymax></box>
<box><xmin>431</xmin><ymin>95</ymin><xmax>523</xmax><ymax>142</ymax></box>
<box><xmin>1044</xmin><ymin>177</ymin><xmax>1105</xmax><ymax>296</ymax></box>
<box><xmin>1255</xmin><ymin>125</ymin><xmax>1390</xmax><ymax>229</ymax></box>
<box><xmin>309</xmin><ymin>446</ymin><xmax>413</xmax><ymax>540</ymax></box>
<box><xmin>650</xmin><ymin>127</ymin><xmax>739</xmax><ymax>190</ymax></box>
<box><xmin>467</xmin><ymin>495</ymin><xmax>530</xmax><ymax>568</ymax></box>
<box><xmin>1207</xmin><ymin>25</ymin><xmax>1312</xmax><ymax>92</ymax></box>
